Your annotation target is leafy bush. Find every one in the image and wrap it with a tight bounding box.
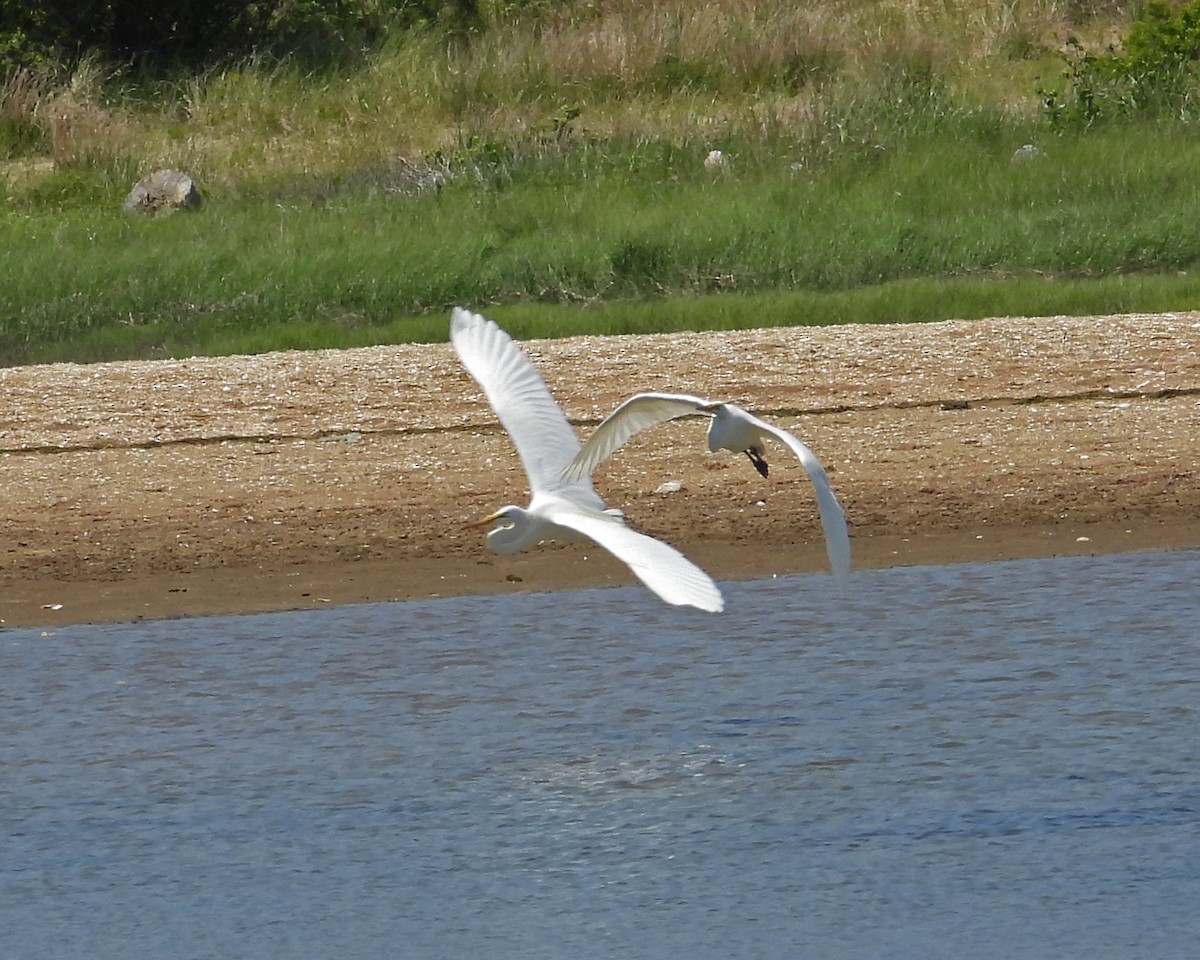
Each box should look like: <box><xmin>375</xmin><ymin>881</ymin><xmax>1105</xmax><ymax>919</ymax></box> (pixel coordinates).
<box><xmin>0</xmin><ymin>0</ymin><xmax>482</xmax><ymax>71</ymax></box>
<box><xmin>1041</xmin><ymin>0</ymin><xmax>1200</xmax><ymax>125</ymax></box>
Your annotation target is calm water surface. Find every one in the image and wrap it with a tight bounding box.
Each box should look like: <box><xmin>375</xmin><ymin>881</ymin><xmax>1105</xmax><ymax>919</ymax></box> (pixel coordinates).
<box><xmin>3</xmin><ymin>550</ymin><xmax>1198</xmax><ymax>959</ymax></box>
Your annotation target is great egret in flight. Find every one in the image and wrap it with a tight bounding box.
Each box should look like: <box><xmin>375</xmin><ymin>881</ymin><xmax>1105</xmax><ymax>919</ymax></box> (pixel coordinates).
<box><xmin>562</xmin><ymin>392</ymin><xmax>851</xmax><ymax>588</ymax></box>
<box><xmin>450</xmin><ymin>309</ymin><xmax>724</xmax><ymax>613</ymax></box>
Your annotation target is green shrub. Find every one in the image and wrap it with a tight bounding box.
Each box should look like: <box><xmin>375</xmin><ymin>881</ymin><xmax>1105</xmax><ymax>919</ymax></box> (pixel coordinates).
<box><xmin>1041</xmin><ymin>0</ymin><xmax>1200</xmax><ymax>125</ymax></box>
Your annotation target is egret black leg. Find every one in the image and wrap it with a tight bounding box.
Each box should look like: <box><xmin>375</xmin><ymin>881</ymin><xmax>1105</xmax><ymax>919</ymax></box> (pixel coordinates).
<box><xmin>745</xmin><ymin>449</ymin><xmax>769</xmax><ymax>478</ymax></box>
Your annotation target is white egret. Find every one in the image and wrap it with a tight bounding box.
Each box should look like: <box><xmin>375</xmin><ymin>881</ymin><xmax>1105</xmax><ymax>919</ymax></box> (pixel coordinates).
<box><xmin>562</xmin><ymin>392</ymin><xmax>851</xmax><ymax>588</ymax></box>
<box><xmin>450</xmin><ymin>309</ymin><xmax>724</xmax><ymax>613</ymax></box>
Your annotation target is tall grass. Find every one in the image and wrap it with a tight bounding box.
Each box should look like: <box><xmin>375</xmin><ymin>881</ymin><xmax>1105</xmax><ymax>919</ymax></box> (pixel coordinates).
<box><xmin>5</xmin><ymin>114</ymin><xmax>1200</xmax><ymax>365</ymax></box>
<box><xmin>5</xmin><ymin>0</ymin><xmax>1199</xmax><ymax>366</ymax></box>
<box><xmin>2</xmin><ymin>0</ymin><xmax>1124</xmax><ymax>188</ymax></box>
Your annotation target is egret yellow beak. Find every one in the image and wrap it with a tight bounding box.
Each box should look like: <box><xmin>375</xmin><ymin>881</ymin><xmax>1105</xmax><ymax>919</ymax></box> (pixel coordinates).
<box><xmin>467</xmin><ymin>510</ymin><xmax>503</xmax><ymax>528</ymax></box>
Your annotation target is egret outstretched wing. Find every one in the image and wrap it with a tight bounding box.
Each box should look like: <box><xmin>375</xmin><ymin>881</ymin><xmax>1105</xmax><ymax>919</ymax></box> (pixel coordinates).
<box><xmin>741</xmin><ymin>413</ymin><xmax>852</xmax><ymax>590</ymax></box>
<box><xmin>545</xmin><ymin>501</ymin><xmax>724</xmax><ymax>612</ymax></box>
<box><xmin>563</xmin><ymin>392</ymin><xmax>713</xmax><ymax>482</ymax></box>
<box><xmin>450</xmin><ymin>307</ymin><xmax>599</xmax><ymax>504</ymax></box>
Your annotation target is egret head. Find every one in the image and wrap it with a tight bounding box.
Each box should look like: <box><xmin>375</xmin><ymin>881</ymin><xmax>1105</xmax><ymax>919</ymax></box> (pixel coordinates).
<box><xmin>468</xmin><ymin>505</ymin><xmax>532</xmax><ymax>554</ymax></box>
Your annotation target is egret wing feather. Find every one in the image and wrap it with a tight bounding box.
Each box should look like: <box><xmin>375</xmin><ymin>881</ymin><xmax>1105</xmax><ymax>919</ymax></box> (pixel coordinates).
<box><xmin>750</xmin><ymin>415</ymin><xmax>852</xmax><ymax>589</ymax></box>
<box><xmin>563</xmin><ymin>392</ymin><xmax>714</xmax><ymax>481</ymax></box>
<box><xmin>546</xmin><ymin>502</ymin><xmax>724</xmax><ymax>612</ymax></box>
<box><xmin>450</xmin><ymin>308</ymin><xmax>599</xmax><ymax>503</ymax></box>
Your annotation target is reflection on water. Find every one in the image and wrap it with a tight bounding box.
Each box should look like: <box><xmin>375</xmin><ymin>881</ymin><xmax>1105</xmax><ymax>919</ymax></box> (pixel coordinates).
<box><xmin>2</xmin><ymin>550</ymin><xmax>1198</xmax><ymax>960</ymax></box>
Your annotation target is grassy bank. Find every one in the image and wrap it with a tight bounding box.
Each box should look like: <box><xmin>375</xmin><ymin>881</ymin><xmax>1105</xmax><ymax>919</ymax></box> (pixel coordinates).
<box><xmin>4</xmin><ymin>1</ymin><xmax>1200</xmax><ymax>366</ymax></box>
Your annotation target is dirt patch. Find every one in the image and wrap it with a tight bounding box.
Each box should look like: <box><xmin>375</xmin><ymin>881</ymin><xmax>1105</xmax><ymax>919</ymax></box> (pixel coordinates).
<box><xmin>2</xmin><ymin>311</ymin><xmax>1198</xmax><ymax>627</ymax></box>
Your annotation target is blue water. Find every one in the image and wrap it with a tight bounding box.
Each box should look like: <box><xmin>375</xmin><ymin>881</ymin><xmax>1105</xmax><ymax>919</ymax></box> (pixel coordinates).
<box><xmin>3</xmin><ymin>550</ymin><xmax>1198</xmax><ymax>960</ymax></box>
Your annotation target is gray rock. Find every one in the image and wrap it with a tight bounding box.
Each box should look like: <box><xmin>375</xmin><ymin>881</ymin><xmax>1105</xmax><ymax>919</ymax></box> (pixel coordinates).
<box><xmin>124</xmin><ymin>168</ymin><xmax>202</xmax><ymax>215</ymax></box>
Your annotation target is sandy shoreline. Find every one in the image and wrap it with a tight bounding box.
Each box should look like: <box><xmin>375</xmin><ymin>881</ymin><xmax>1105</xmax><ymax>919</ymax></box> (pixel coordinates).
<box><xmin>2</xmin><ymin>311</ymin><xmax>1198</xmax><ymax>628</ymax></box>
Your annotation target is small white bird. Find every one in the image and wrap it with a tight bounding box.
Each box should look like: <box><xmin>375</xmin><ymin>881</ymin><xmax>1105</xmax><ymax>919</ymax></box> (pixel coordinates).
<box><xmin>450</xmin><ymin>310</ymin><xmax>724</xmax><ymax>613</ymax></box>
<box><xmin>562</xmin><ymin>392</ymin><xmax>851</xmax><ymax>588</ymax></box>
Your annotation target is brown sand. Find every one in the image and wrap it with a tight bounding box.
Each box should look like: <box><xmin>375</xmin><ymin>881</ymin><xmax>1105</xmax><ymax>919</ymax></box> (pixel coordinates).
<box><xmin>2</xmin><ymin>311</ymin><xmax>1198</xmax><ymax>628</ymax></box>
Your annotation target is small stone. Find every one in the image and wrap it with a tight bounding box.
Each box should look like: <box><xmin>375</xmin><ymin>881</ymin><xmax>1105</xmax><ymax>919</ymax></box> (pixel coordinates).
<box><xmin>704</xmin><ymin>149</ymin><xmax>730</xmax><ymax>173</ymax></box>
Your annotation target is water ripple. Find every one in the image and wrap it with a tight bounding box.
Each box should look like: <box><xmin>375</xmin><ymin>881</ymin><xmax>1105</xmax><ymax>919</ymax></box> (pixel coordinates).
<box><xmin>2</xmin><ymin>549</ymin><xmax>1199</xmax><ymax>960</ymax></box>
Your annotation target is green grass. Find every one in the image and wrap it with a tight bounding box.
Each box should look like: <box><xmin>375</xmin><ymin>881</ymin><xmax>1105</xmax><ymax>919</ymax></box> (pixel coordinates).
<box><xmin>5</xmin><ymin>118</ymin><xmax>1200</xmax><ymax>365</ymax></box>
<box><xmin>10</xmin><ymin>269</ymin><xmax>1200</xmax><ymax>368</ymax></box>
<box><xmin>5</xmin><ymin>1</ymin><xmax>1200</xmax><ymax>365</ymax></box>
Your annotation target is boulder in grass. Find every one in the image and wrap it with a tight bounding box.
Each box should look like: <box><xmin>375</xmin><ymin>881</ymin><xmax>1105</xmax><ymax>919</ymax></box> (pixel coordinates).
<box><xmin>124</xmin><ymin>168</ymin><xmax>202</xmax><ymax>215</ymax></box>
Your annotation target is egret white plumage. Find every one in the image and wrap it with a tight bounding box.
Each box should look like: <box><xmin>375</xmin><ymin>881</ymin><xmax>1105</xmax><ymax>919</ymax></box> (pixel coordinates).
<box><xmin>450</xmin><ymin>309</ymin><xmax>724</xmax><ymax>613</ymax></box>
<box><xmin>562</xmin><ymin>392</ymin><xmax>851</xmax><ymax>588</ymax></box>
